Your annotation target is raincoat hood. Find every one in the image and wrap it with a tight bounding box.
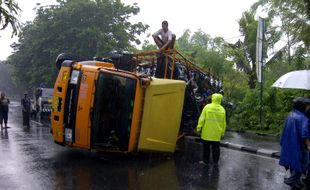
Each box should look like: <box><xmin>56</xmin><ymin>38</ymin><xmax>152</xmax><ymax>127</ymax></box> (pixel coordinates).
<box><xmin>293</xmin><ymin>97</ymin><xmax>310</xmax><ymax>113</ymax></box>
<box><xmin>211</xmin><ymin>93</ymin><xmax>223</xmax><ymax>105</ymax></box>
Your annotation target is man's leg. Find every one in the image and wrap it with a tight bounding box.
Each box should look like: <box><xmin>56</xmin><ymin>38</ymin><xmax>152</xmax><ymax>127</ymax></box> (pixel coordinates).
<box><xmin>170</xmin><ymin>34</ymin><xmax>176</xmax><ymax>49</ymax></box>
<box><xmin>202</xmin><ymin>140</ymin><xmax>211</xmax><ymax>164</ymax></box>
<box><xmin>3</xmin><ymin>111</ymin><xmax>8</xmax><ymax>127</ymax></box>
<box><xmin>22</xmin><ymin>111</ymin><xmax>26</xmax><ymax>125</ymax></box>
<box><xmin>303</xmin><ymin>170</ymin><xmax>310</xmax><ymax>185</ymax></box>
<box><xmin>154</xmin><ymin>37</ymin><xmax>164</xmax><ymax>49</ymax></box>
<box><xmin>27</xmin><ymin>112</ymin><xmax>30</xmax><ymax>126</ymax></box>
<box><xmin>284</xmin><ymin>169</ymin><xmax>303</xmax><ymax>188</ymax></box>
<box><xmin>212</xmin><ymin>141</ymin><xmax>220</xmax><ymax>164</ymax></box>
<box><xmin>302</xmin><ymin>153</ymin><xmax>310</xmax><ymax>185</ymax></box>
<box><xmin>155</xmin><ymin>55</ymin><xmax>165</xmax><ymax>78</ymax></box>
<box><xmin>0</xmin><ymin>113</ymin><xmax>3</xmax><ymax>129</ymax></box>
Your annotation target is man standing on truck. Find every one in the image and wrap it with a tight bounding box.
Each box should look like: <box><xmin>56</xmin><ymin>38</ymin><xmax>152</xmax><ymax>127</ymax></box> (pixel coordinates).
<box><xmin>153</xmin><ymin>21</ymin><xmax>176</xmax><ymax>78</ymax></box>
<box><xmin>196</xmin><ymin>93</ymin><xmax>226</xmax><ymax>166</ymax></box>
<box><xmin>152</xmin><ymin>20</ymin><xmax>176</xmax><ymax>51</ymax></box>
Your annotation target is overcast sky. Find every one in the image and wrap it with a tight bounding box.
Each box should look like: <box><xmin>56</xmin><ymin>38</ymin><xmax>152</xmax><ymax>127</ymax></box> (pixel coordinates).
<box><xmin>0</xmin><ymin>0</ymin><xmax>258</xmax><ymax>60</ymax></box>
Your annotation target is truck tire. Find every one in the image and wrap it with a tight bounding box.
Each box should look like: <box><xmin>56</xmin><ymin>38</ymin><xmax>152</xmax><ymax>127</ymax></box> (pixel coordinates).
<box><xmin>55</xmin><ymin>53</ymin><xmax>88</xmax><ymax>70</ymax></box>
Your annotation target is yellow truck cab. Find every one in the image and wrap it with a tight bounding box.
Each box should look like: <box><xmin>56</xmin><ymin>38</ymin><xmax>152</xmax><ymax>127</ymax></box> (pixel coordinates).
<box><xmin>51</xmin><ymin>59</ymin><xmax>185</xmax><ymax>153</ymax></box>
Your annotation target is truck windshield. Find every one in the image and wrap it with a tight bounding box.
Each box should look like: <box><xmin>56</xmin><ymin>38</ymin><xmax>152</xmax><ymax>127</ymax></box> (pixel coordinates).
<box><xmin>91</xmin><ymin>72</ymin><xmax>136</xmax><ymax>150</ymax></box>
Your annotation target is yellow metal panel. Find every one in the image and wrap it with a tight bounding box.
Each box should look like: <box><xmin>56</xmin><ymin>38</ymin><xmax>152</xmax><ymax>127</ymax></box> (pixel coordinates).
<box><xmin>127</xmin><ymin>77</ymin><xmax>143</xmax><ymax>152</ymax></box>
<box><xmin>51</xmin><ymin>66</ymin><xmax>72</xmax><ymax>143</ymax></box>
<box><xmin>74</xmin><ymin>71</ymin><xmax>96</xmax><ymax>148</ymax></box>
<box><xmin>138</xmin><ymin>78</ymin><xmax>185</xmax><ymax>152</ymax></box>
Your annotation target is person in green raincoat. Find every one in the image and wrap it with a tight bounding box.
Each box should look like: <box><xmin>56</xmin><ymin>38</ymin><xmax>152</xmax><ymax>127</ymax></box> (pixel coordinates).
<box><xmin>197</xmin><ymin>93</ymin><xmax>226</xmax><ymax>165</ymax></box>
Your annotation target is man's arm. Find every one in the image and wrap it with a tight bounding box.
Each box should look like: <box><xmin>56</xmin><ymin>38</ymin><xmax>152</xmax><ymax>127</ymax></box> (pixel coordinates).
<box><xmin>305</xmin><ymin>139</ymin><xmax>310</xmax><ymax>151</ymax></box>
<box><xmin>152</xmin><ymin>29</ymin><xmax>164</xmax><ymax>49</ymax></box>
<box><xmin>152</xmin><ymin>29</ymin><xmax>161</xmax><ymax>39</ymax></box>
<box><xmin>160</xmin><ymin>40</ymin><xmax>172</xmax><ymax>51</ymax></box>
<box><xmin>221</xmin><ymin>111</ymin><xmax>227</xmax><ymax>137</ymax></box>
<box><xmin>160</xmin><ymin>31</ymin><xmax>173</xmax><ymax>51</ymax></box>
<box><xmin>197</xmin><ymin>107</ymin><xmax>207</xmax><ymax>133</ymax></box>
<box><xmin>302</xmin><ymin>117</ymin><xmax>310</xmax><ymax>150</ymax></box>
<box><xmin>21</xmin><ymin>99</ymin><xmax>25</xmax><ymax>111</ymax></box>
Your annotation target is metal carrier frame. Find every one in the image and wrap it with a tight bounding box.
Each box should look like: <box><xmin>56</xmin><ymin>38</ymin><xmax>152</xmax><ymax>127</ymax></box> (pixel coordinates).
<box><xmin>132</xmin><ymin>48</ymin><xmax>215</xmax><ymax>81</ymax></box>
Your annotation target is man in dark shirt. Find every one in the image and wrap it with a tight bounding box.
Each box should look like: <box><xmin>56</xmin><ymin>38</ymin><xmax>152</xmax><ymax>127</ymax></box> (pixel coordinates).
<box><xmin>0</xmin><ymin>92</ymin><xmax>10</xmax><ymax>129</ymax></box>
<box><xmin>21</xmin><ymin>93</ymin><xmax>31</xmax><ymax>127</ymax></box>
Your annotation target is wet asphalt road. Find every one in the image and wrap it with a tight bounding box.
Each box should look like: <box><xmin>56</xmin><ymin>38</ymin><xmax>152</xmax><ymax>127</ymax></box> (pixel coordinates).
<box><xmin>0</xmin><ymin>101</ymin><xmax>291</xmax><ymax>190</ymax></box>
<box><xmin>223</xmin><ymin>131</ymin><xmax>280</xmax><ymax>151</ymax></box>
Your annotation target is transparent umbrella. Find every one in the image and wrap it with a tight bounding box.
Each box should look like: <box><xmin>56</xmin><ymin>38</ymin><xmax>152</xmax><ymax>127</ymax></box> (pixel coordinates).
<box><xmin>272</xmin><ymin>70</ymin><xmax>310</xmax><ymax>90</ymax></box>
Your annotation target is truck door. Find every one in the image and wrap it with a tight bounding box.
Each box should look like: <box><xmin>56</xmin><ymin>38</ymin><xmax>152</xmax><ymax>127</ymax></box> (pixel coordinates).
<box><xmin>138</xmin><ymin>78</ymin><xmax>185</xmax><ymax>152</ymax></box>
<box><xmin>73</xmin><ymin>71</ymin><xmax>97</xmax><ymax>149</ymax></box>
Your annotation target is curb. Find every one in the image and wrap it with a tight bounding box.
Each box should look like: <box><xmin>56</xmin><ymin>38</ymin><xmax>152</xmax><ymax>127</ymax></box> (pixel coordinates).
<box><xmin>221</xmin><ymin>142</ymin><xmax>280</xmax><ymax>159</ymax></box>
<box><xmin>226</xmin><ymin>129</ymin><xmax>279</xmax><ymax>138</ymax></box>
<box><xmin>182</xmin><ymin>136</ymin><xmax>280</xmax><ymax>159</ymax></box>
<box><xmin>30</xmin><ymin>120</ymin><xmax>44</xmax><ymax>126</ymax></box>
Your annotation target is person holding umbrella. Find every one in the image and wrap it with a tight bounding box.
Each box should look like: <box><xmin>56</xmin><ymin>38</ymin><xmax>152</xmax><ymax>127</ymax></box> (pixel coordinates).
<box><xmin>279</xmin><ymin>97</ymin><xmax>310</xmax><ymax>189</ymax></box>
<box><xmin>298</xmin><ymin>98</ymin><xmax>310</xmax><ymax>187</ymax></box>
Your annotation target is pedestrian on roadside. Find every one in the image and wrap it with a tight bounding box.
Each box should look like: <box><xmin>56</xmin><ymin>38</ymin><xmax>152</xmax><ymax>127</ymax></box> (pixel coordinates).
<box><xmin>279</xmin><ymin>97</ymin><xmax>310</xmax><ymax>189</ymax></box>
<box><xmin>21</xmin><ymin>92</ymin><xmax>31</xmax><ymax>127</ymax></box>
<box><xmin>0</xmin><ymin>92</ymin><xmax>10</xmax><ymax>129</ymax></box>
<box><xmin>196</xmin><ymin>93</ymin><xmax>226</xmax><ymax>165</ymax></box>
<box><xmin>296</xmin><ymin>98</ymin><xmax>310</xmax><ymax>187</ymax></box>
<box><xmin>0</xmin><ymin>92</ymin><xmax>2</xmax><ymax>129</ymax></box>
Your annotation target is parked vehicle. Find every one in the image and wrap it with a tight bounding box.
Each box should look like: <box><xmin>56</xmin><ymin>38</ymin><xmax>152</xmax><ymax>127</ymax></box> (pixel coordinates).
<box><xmin>34</xmin><ymin>87</ymin><xmax>53</xmax><ymax>119</ymax></box>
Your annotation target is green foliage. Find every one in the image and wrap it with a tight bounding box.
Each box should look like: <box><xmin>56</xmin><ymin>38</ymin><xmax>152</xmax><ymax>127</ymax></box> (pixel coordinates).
<box><xmin>140</xmin><ymin>39</ymin><xmax>157</xmax><ymax>52</ymax></box>
<box><xmin>222</xmin><ymin>70</ymin><xmax>248</xmax><ymax>103</ymax></box>
<box><xmin>229</xmin><ymin>40</ymin><xmax>310</xmax><ymax>134</ymax></box>
<box><xmin>0</xmin><ymin>61</ymin><xmax>19</xmax><ymax>94</ymax></box>
<box><xmin>229</xmin><ymin>68</ymin><xmax>309</xmax><ymax>134</ymax></box>
<box><xmin>140</xmin><ymin>1</ymin><xmax>309</xmax><ymax>135</ymax></box>
<box><xmin>7</xmin><ymin>0</ymin><xmax>148</xmax><ymax>89</ymax></box>
<box><xmin>252</xmin><ymin>0</ymin><xmax>310</xmax><ymax>47</ymax></box>
<box><xmin>175</xmin><ymin>29</ymin><xmax>231</xmax><ymax>77</ymax></box>
<box><xmin>0</xmin><ymin>0</ymin><xmax>20</xmax><ymax>36</ymax></box>
<box><xmin>227</xmin><ymin>11</ymin><xmax>282</xmax><ymax>89</ymax></box>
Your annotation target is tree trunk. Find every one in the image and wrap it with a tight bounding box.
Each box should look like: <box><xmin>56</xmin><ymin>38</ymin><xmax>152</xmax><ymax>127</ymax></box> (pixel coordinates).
<box><xmin>248</xmin><ymin>71</ymin><xmax>257</xmax><ymax>89</ymax></box>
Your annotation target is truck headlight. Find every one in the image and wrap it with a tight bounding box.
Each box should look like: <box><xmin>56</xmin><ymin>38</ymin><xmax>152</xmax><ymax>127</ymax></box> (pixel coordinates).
<box><xmin>70</xmin><ymin>70</ymin><xmax>80</xmax><ymax>84</ymax></box>
<box><xmin>65</xmin><ymin>128</ymin><xmax>73</xmax><ymax>142</ymax></box>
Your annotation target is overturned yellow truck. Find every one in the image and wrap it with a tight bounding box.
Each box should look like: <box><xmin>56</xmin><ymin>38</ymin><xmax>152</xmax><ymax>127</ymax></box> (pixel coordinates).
<box><xmin>51</xmin><ymin>49</ymin><xmax>223</xmax><ymax>153</ymax></box>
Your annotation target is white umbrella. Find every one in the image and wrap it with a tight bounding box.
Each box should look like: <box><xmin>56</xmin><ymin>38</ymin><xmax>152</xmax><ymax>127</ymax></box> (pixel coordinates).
<box><xmin>272</xmin><ymin>70</ymin><xmax>310</xmax><ymax>90</ymax></box>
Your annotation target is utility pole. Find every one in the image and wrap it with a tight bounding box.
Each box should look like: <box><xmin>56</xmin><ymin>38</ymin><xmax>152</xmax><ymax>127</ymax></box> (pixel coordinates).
<box><xmin>287</xmin><ymin>29</ymin><xmax>291</xmax><ymax>65</ymax></box>
<box><xmin>256</xmin><ymin>17</ymin><xmax>265</xmax><ymax>128</ymax></box>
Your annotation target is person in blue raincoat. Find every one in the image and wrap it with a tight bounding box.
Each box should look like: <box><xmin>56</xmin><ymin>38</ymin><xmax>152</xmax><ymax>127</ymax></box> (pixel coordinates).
<box><xmin>279</xmin><ymin>97</ymin><xmax>310</xmax><ymax>189</ymax></box>
<box><xmin>298</xmin><ymin>98</ymin><xmax>310</xmax><ymax>186</ymax></box>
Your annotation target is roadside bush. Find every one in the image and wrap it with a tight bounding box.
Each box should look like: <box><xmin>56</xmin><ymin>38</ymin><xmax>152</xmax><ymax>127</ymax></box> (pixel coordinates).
<box><xmin>228</xmin><ymin>83</ymin><xmax>306</xmax><ymax>134</ymax></box>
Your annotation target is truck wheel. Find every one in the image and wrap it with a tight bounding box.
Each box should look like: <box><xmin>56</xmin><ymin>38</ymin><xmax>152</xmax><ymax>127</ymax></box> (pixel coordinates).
<box><xmin>55</xmin><ymin>53</ymin><xmax>88</xmax><ymax>70</ymax></box>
